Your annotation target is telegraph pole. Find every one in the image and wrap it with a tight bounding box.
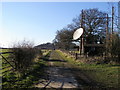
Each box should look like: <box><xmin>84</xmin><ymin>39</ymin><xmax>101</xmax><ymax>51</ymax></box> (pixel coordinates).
<box><xmin>80</xmin><ymin>10</ymin><xmax>84</xmax><ymax>56</ymax></box>
<box><xmin>106</xmin><ymin>14</ymin><xmax>109</xmax><ymax>44</ymax></box>
<box><xmin>112</xmin><ymin>6</ymin><xmax>114</xmax><ymax>34</ymax></box>
<box><xmin>105</xmin><ymin>14</ymin><xmax>109</xmax><ymax>58</ymax></box>
<box><xmin>111</xmin><ymin>6</ymin><xmax>114</xmax><ymax>45</ymax></box>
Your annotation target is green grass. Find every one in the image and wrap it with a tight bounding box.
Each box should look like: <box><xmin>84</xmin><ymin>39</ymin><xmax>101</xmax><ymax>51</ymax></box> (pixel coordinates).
<box><xmin>2</xmin><ymin>56</ymin><xmax>47</xmax><ymax>88</ymax></box>
<box><xmin>46</xmin><ymin>50</ymin><xmax>67</xmax><ymax>67</ymax></box>
<box><xmin>1</xmin><ymin>49</ymin><xmax>119</xmax><ymax>88</ymax></box>
<box><xmin>56</xmin><ymin>50</ymin><xmax>77</xmax><ymax>67</ymax></box>
<box><xmin>1</xmin><ymin>49</ymin><xmax>13</xmax><ymax>76</ymax></box>
<box><xmin>57</xmin><ymin>50</ymin><xmax>120</xmax><ymax>88</ymax></box>
<box><xmin>77</xmin><ymin>63</ymin><xmax>119</xmax><ymax>88</ymax></box>
<box><xmin>69</xmin><ymin>50</ymin><xmax>79</xmax><ymax>54</ymax></box>
<box><xmin>41</xmin><ymin>49</ymin><xmax>51</xmax><ymax>56</ymax></box>
<box><xmin>0</xmin><ymin>49</ymin><xmax>12</xmax><ymax>59</ymax></box>
<box><xmin>0</xmin><ymin>49</ymin><xmax>11</xmax><ymax>53</ymax></box>
<box><xmin>2</xmin><ymin>49</ymin><xmax>49</xmax><ymax>88</ymax></box>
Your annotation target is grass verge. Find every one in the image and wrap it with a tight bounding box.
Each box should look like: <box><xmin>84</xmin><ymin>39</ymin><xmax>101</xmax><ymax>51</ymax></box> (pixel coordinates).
<box><xmin>2</xmin><ymin>49</ymin><xmax>50</xmax><ymax>88</ymax></box>
<box><xmin>57</xmin><ymin>50</ymin><xmax>120</xmax><ymax>88</ymax></box>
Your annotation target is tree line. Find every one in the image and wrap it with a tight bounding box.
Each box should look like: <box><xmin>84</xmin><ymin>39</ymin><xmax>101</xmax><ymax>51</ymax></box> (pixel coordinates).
<box><xmin>53</xmin><ymin>8</ymin><xmax>120</xmax><ymax>61</ymax></box>
<box><xmin>53</xmin><ymin>8</ymin><xmax>107</xmax><ymax>50</ymax></box>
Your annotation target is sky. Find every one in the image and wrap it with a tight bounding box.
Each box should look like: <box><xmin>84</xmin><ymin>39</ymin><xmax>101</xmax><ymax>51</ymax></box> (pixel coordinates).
<box><xmin>0</xmin><ymin>1</ymin><xmax>118</xmax><ymax>48</ymax></box>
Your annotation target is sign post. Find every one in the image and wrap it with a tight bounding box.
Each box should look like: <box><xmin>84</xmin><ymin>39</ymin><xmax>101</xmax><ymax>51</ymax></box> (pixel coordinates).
<box><xmin>73</xmin><ymin>28</ymin><xmax>84</xmax><ymax>55</ymax></box>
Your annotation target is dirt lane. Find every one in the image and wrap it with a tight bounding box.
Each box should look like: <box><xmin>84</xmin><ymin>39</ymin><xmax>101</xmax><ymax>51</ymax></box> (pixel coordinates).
<box><xmin>35</xmin><ymin>50</ymin><xmax>79</xmax><ymax>88</ymax></box>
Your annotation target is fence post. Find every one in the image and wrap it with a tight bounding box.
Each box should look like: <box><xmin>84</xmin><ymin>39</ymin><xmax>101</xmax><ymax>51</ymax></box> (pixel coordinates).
<box><xmin>103</xmin><ymin>52</ymin><xmax>106</xmax><ymax>60</ymax></box>
<box><xmin>75</xmin><ymin>53</ymin><xmax>77</xmax><ymax>60</ymax></box>
<box><xmin>86</xmin><ymin>52</ymin><xmax>88</xmax><ymax>58</ymax></box>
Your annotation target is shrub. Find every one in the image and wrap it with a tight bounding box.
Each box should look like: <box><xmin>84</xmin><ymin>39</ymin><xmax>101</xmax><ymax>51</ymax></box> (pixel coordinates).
<box><xmin>34</xmin><ymin>48</ymin><xmax>43</xmax><ymax>58</ymax></box>
<box><xmin>11</xmin><ymin>40</ymin><xmax>38</xmax><ymax>73</ymax></box>
<box><xmin>106</xmin><ymin>34</ymin><xmax>120</xmax><ymax>63</ymax></box>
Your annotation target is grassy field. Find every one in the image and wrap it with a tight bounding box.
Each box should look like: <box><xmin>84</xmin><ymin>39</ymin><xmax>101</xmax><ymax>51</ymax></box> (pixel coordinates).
<box><xmin>1</xmin><ymin>49</ymin><xmax>49</xmax><ymax>88</ymax></box>
<box><xmin>1</xmin><ymin>49</ymin><xmax>119</xmax><ymax>88</ymax></box>
<box><xmin>58</xmin><ymin>50</ymin><xmax>119</xmax><ymax>88</ymax></box>
<box><xmin>77</xmin><ymin>63</ymin><xmax>119</xmax><ymax>88</ymax></box>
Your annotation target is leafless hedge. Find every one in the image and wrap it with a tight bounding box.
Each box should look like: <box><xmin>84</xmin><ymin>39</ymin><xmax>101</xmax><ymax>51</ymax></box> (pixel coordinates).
<box><xmin>11</xmin><ymin>40</ymin><xmax>42</xmax><ymax>73</ymax></box>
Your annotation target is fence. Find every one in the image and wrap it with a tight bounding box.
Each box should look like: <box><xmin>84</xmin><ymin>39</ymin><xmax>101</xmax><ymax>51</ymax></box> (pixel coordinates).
<box><xmin>0</xmin><ymin>50</ymin><xmax>15</xmax><ymax>78</ymax></box>
<box><xmin>60</xmin><ymin>50</ymin><xmax>79</xmax><ymax>60</ymax></box>
<box><xmin>1</xmin><ymin>48</ymin><xmax>40</xmax><ymax>87</ymax></box>
<box><xmin>60</xmin><ymin>50</ymin><xmax>110</xmax><ymax>64</ymax></box>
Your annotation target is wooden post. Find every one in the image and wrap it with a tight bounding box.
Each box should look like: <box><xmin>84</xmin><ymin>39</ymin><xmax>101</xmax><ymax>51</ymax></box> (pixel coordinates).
<box><xmin>106</xmin><ymin>14</ymin><xmax>109</xmax><ymax>43</ymax></box>
<box><xmin>112</xmin><ymin>6</ymin><xmax>114</xmax><ymax>34</ymax></box>
<box><xmin>80</xmin><ymin>10</ymin><xmax>84</xmax><ymax>56</ymax></box>
<box><xmin>75</xmin><ymin>53</ymin><xmax>77</xmax><ymax>60</ymax></box>
<box><xmin>80</xmin><ymin>39</ymin><xmax>82</xmax><ymax>55</ymax></box>
<box><xmin>86</xmin><ymin>52</ymin><xmax>88</xmax><ymax>58</ymax></box>
<box><xmin>81</xmin><ymin>36</ymin><xmax>84</xmax><ymax>55</ymax></box>
<box><xmin>103</xmin><ymin>52</ymin><xmax>106</xmax><ymax>60</ymax></box>
<box><xmin>111</xmin><ymin>6</ymin><xmax>114</xmax><ymax>43</ymax></box>
<box><xmin>80</xmin><ymin>10</ymin><xmax>83</xmax><ymax>55</ymax></box>
<box><xmin>110</xmin><ymin>6</ymin><xmax>114</xmax><ymax>58</ymax></box>
<box><xmin>105</xmin><ymin>14</ymin><xmax>109</xmax><ymax>58</ymax></box>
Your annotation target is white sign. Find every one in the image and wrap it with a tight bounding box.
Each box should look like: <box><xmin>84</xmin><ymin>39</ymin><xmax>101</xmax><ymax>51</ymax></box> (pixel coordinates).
<box><xmin>73</xmin><ymin>28</ymin><xmax>83</xmax><ymax>40</ymax></box>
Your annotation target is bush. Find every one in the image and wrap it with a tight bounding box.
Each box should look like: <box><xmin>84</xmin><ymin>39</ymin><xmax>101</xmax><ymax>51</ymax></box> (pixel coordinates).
<box><xmin>34</xmin><ymin>48</ymin><xmax>43</xmax><ymax>58</ymax></box>
<box><xmin>106</xmin><ymin>34</ymin><xmax>120</xmax><ymax>62</ymax></box>
<box><xmin>11</xmin><ymin>40</ymin><xmax>39</xmax><ymax>73</ymax></box>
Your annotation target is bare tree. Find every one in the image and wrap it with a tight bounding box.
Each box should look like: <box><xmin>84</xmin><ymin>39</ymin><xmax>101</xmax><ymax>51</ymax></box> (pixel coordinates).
<box><xmin>81</xmin><ymin>8</ymin><xmax>107</xmax><ymax>44</ymax></box>
<box><xmin>54</xmin><ymin>8</ymin><xmax>108</xmax><ymax>50</ymax></box>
